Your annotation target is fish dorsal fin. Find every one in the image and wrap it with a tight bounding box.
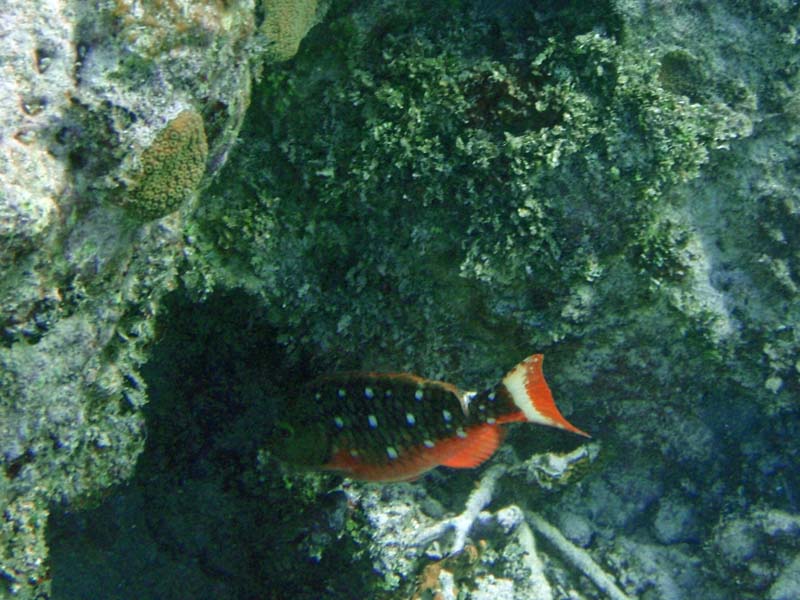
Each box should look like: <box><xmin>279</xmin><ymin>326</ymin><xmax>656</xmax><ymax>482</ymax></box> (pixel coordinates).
<box><xmin>501</xmin><ymin>354</ymin><xmax>590</xmax><ymax>437</ymax></box>
<box><xmin>440</xmin><ymin>424</ymin><xmax>505</xmax><ymax>468</ymax></box>
<box><xmin>311</xmin><ymin>371</ymin><xmax>463</xmax><ymax>398</ymax></box>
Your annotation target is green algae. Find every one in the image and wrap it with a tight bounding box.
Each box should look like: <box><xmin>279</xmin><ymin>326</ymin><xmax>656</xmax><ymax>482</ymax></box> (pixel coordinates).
<box><xmin>189</xmin><ymin>0</ymin><xmax>730</xmax><ymax>376</ymax></box>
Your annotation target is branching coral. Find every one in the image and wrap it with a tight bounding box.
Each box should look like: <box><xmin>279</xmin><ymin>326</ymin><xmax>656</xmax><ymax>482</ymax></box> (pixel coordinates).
<box><xmin>408</xmin><ymin>446</ymin><xmax>630</xmax><ymax>600</ymax></box>
<box><xmin>414</xmin><ymin>464</ymin><xmax>506</xmax><ymax>556</ymax></box>
<box><xmin>528</xmin><ymin>511</ymin><xmax>632</xmax><ymax>600</ymax></box>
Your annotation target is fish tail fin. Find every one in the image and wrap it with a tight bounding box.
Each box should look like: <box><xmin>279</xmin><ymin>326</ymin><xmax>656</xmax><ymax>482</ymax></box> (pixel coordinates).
<box><xmin>499</xmin><ymin>354</ymin><xmax>590</xmax><ymax>438</ymax></box>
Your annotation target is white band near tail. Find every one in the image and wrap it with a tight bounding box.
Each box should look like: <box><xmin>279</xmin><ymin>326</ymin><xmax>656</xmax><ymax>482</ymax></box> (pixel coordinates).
<box><xmin>501</xmin><ymin>354</ymin><xmax>590</xmax><ymax>437</ymax></box>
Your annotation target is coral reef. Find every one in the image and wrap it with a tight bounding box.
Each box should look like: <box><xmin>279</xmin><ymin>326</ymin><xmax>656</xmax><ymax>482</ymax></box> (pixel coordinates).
<box><xmin>261</xmin><ymin>0</ymin><xmax>328</xmax><ymax>63</ymax></box>
<box><xmin>0</xmin><ymin>0</ymin><xmax>798</xmax><ymax>598</ymax></box>
<box><xmin>122</xmin><ymin>110</ymin><xmax>208</xmax><ymax>219</ymax></box>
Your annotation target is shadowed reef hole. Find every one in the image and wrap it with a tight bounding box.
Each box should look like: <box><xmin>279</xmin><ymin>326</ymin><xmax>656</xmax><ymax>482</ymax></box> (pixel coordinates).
<box><xmin>46</xmin><ymin>287</ymin><xmax>372</xmax><ymax>600</ymax></box>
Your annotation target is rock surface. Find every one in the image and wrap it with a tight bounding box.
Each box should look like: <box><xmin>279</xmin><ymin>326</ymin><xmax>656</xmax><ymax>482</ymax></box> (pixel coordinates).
<box><xmin>0</xmin><ymin>1</ymin><xmax>324</xmax><ymax>597</ymax></box>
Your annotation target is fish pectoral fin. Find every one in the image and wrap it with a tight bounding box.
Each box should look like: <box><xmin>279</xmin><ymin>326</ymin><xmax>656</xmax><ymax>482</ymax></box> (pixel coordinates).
<box><xmin>440</xmin><ymin>425</ymin><xmax>505</xmax><ymax>469</ymax></box>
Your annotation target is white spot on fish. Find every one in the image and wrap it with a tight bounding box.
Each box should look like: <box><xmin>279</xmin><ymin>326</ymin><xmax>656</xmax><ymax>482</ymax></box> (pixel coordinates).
<box><xmin>423</xmin><ymin>439</ymin><xmax>435</xmax><ymax>448</ymax></box>
<box><xmin>415</xmin><ymin>389</ymin><xmax>424</xmax><ymax>401</ymax></box>
<box><xmin>368</xmin><ymin>414</ymin><xmax>378</xmax><ymax>428</ymax></box>
<box><xmin>386</xmin><ymin>446</ymin><xmax>399</xmax><ymax>460</ymax></box>
<box><xmin>406</xmin><ymin>412</ymin><xmax>416</xmax><ymax>426</ymax></box>
<box><xmin>338</xmin><ymin>388</ymin><xmax>347</xmax><ymax>398</ymax></box>
<box><xmin>364</xmin><ymin>387</ymin><xmax>374</xmax><ymax>399</ymax></box>
<box><xmin>478</xmin><ymin>404</ymin><xmax>486</xmax><ymax>411</ymax></box>
<box><xmin>385</xmin><ymin>389</ymin><xmax>393</xmax><ymax>398</ymax></box>
<box><xmin>314</xmin><ymin>392</ymin><xmax>321</xmax><ymax>400</ymax></box>
<box><xmin>462</xmin><ymin>391</ymin><xmax>476</xmax><ymax>408</ymax></box>
<box><xmin>442</xmin><ymin>409</ymin><xmax>452</xmax><ymax>423</ymax></box>
<box><xmin>456</xmin><ymin>427</ymin><xmax>467</xmax><ymax>439</ymax></box>
<box><xmin>486</xmin><ymin>417</ymin><xmax>496</xmax><ymax>425</ymax></box>
<box><xmin>488</xmin><ymin>392</ymin><xmax>496</xmax><ymax>402</ymax></box>
<box><xmin>333</xmin><ymin>416</ymin><xmax>345</xmax><ymax>429</ymax></box>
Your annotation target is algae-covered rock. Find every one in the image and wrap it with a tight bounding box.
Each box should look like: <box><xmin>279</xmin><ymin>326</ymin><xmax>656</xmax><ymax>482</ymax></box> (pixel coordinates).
<box><xmin>0</xmin><ymin>0</ymin><xmax>261</xmax><ymax>597</ymax></box>
<box><xmin>189</xmin><ymin>0</ymin><xmax>730</xmax><ymax>378</ymax></box>
<box><xmin>123</xmin><ymin>110</ymin><xmax>208</xmax><ymax>219</ymax></box>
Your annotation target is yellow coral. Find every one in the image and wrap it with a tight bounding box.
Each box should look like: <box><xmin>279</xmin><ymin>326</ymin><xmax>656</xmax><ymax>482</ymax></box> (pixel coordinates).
<box><xmin>261</xmin><ymin>0</ymin><xmax>322</xmax><ymax>62</ymax></box>
<box><xmin>125</xmin><ymin>110</ymin><xmax>208</xmax><ymax>219</ymax></box>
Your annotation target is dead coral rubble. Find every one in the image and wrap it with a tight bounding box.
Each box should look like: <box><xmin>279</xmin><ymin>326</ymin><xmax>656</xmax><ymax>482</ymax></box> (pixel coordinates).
<box><xmin>327</xmin><ymin>428</ymin><xmax>622</xmax><ymax>597</ymax></box>
<box><xmin>414</xmin><ymin>463</ymin><xmax>630</xmax><ymax>599</ymax></box>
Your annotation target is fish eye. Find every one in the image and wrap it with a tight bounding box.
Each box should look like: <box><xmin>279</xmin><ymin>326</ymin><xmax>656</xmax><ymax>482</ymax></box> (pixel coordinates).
<box><xmin>276</xmin><ymin>422</ymin><xmax>294</xmax><ymax>440</ymax></box>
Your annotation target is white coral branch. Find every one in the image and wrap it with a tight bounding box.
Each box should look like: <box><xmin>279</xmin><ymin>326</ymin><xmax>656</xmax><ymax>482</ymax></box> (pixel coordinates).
<box><xmin>527</xmin><ymin>511</ymin><xmax>633</xmax><ymax>600</ymax></box>
<box><xmin>500</xmin><ymin>505</ymin><xmax>553</xmax><ymax>600</ymax></box>
<box><xmin>411</xmin><ymin>450</ymin><xmax>628</xmax><ymax>600</ymax></box>
<box><xmin>414</xmin><ymin>463</ymin><xmax>507</xmax><ymax>554</ymax></box>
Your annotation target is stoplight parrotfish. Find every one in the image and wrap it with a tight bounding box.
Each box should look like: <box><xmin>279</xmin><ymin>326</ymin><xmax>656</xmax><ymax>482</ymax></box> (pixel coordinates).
<box><xmin>272</xmin><ymin>354</ymin><xmax>589</xmax><ymax>482</ymax></box>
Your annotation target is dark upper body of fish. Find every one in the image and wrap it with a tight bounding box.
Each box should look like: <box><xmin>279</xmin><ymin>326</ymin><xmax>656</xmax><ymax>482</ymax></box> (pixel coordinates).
<box><xmin>271</xmin><ymin>354</ymin><xmax>589</xmax><ymax>482</ymax></box>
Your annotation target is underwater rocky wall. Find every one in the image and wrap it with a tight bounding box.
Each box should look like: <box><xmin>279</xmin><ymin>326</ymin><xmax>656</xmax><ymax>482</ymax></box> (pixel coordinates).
<box><xmin>1</xmin><ymin>0</ymin><xmax>799</xmax><ymax>599</ymax></box>
<box><xmin>0</xmin><ymin>0</ymin><xmax>324</xmax><ymax>597</ymax></box>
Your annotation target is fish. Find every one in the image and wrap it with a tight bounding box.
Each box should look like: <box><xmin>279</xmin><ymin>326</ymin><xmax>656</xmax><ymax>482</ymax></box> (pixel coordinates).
<box><xmin>271</xmin><ymin>354</ymin><xmax>589</xmax><ymax>482</ymax></box>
